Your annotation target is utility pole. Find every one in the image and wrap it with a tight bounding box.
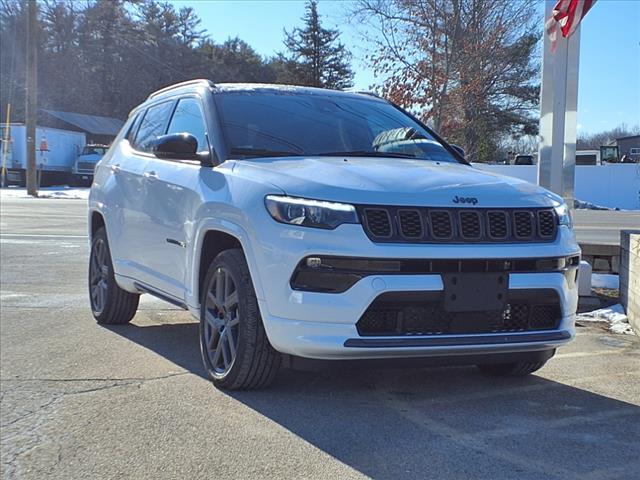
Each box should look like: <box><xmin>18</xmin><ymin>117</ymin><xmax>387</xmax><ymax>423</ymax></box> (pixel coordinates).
<box><xmin>25</xmin><ymin>0</ymin><xmax>38</xmax><ymax>196</ymax></box>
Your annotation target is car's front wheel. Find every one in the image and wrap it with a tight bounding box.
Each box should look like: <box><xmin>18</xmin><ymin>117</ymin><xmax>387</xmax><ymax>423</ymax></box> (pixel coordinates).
<box><xmin>200</xmin><ymin>249</ymin><xmax>281</xmax><ymax>390</ymax></box>
<box><xmin>89</xmin><ymin>227</ymin><xmax>140</xmax><ymax>324</ymax></box>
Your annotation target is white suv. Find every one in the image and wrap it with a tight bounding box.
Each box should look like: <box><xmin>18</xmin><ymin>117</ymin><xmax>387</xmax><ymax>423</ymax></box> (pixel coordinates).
<box><xmin>88</xmin><ymin>80</ymin><xmax>580</xmax><ymax>390</ymax></box>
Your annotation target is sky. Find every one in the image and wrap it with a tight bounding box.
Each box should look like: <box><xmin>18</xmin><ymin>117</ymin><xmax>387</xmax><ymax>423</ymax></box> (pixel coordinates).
<box><xmin>172</xmin><ymin>0</ymin><xmax>640</xmax><ymax>135</ymax></box>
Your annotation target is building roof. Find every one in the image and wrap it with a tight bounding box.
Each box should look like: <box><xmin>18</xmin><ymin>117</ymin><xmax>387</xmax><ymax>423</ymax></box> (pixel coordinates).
<box><xmin>41</xmin><ymin>109</ymin><xmax>124</xmax><ymax>136</ymax></box>
<box><xmin>615</xmin><ymin>135</ymin><xmax>640</xmax><ymax>142</ymax></box>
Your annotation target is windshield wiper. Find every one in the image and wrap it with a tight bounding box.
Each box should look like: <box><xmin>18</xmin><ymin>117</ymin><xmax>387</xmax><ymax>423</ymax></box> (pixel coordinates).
<box><xmin>229</xmin><ymin>147</ymin><xmax>304</xmax><ymax>158</ymax></box>
<box><xmin>316</xmin><ymin>150</ymin><xmax>416</xmax><ymax>159</ymax></box>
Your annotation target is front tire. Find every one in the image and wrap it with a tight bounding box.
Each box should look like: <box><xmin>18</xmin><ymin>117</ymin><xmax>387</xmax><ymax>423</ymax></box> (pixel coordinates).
<box><xmin>476</xmin><ymin>360</ymin><xmax>548</xmax><ymax>377</ymax></box>
<box><xmin>89</xmin><ymin>227</ymin><xmax>139</xmax><ymax>324</ymax></box>
<box><xmin>200</xmin><ymin>249</ymin><xmax>281</xmax><ymax>390</ymax></box>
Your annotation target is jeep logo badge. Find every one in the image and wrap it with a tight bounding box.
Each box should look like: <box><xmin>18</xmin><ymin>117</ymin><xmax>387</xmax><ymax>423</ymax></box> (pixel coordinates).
<box><xmin>452</xmin><ymin>195</ymin><xmax>478</xmax><ymax>205</ymax></box>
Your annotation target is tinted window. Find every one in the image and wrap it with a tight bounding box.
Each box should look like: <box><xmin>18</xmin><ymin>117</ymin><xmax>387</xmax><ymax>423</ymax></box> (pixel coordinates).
<box><xmin>133</xmin><ymin>101</ymin><xmax>174</xmax><ymax>151</ymax></box>
<box><xmin>166</xmin><ymin>98</ymin><xmax>209</xmax><ymax>152</ymax></box>
<box><xmin>126</xmin><ymin>113</ymin><xmax>143</xmax><ymax>142</ymax></box>
<box><xmin>215</xmin><ymin>91</ymin><xmax>458</xmax><ymax>163</ymax></box>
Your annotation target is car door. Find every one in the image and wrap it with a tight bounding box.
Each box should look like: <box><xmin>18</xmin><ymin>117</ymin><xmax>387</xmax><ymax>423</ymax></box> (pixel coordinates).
<box><xmin>116</xmin><ymin>99</ymin><xmax>176</xmax><ymax>289</ymax></box>
<box><xmin>136</xmin><ymin>96</ymin><xmax>211</xmax><ymax>301</ymax></box>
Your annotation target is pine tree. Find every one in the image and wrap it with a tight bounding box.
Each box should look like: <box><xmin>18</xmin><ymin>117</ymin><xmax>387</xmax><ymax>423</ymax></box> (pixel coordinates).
<box><xmin>283</xmin><ymin>0</ymin><xmax>353</xmax><ymax>89</ymax></box>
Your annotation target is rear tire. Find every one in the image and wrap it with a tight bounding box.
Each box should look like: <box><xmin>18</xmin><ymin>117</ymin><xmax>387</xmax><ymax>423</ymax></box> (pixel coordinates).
<box><xmin>89</xmin><ymin>227</ymin><xmax>139</xmax><ymax>324</ymax></box>
<box><xmin>200</xmin><ymin>249</ymin><xmax>281</xmax><ymax>390</ymax></box>
<box><xmin>477</xmin><ymin>360</ymin><xmax>548</xmax><ymax>377</ymax></box>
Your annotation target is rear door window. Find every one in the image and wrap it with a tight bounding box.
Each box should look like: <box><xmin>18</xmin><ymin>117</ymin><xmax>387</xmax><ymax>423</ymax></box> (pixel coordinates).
<box><xmin>132</xmin><ymin>101</ymin><xmax>175</xmax><ymax>152</ymax></box>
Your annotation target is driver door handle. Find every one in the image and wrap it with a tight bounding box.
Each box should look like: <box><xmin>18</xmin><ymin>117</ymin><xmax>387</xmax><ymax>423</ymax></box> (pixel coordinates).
<box><xmin>143</xmin><ymin>171</ymin><xmax>158</xmax><ymax>180</ymax></box>
<box><xmin>110</xmin><ymin>164</ymin><xmax>121</xmax><ymax>173</ymax></box>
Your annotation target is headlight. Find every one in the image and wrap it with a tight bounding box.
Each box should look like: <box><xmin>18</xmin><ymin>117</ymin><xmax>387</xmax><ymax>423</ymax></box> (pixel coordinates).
<box><xmin>265</xmin><ymin>195</ymin><xmax>359</xmax><ymax>229</ymax></box>
<box><xmin>554</xmin><ymin>202</ymin><xmax>573</xmax><ymax>228</ymax></box>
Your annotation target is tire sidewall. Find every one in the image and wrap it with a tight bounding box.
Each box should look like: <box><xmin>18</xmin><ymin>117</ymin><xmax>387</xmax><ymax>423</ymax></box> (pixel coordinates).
<box><xmin>199</xmin><ymin>251</ymin><xmax>254</xmax><ymax>386</ymax></box>
<box><xmin>89</xmin><ymin>229</ymin><xmax>111</xmax><ymax>319</ymax></box>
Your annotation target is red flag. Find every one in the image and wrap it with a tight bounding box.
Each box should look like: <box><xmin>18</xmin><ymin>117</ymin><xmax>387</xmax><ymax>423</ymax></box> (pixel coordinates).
<box><xmin>546</xmin><ymin>0</ymin><xmax>596</xmax><ymax>51</ymax></box>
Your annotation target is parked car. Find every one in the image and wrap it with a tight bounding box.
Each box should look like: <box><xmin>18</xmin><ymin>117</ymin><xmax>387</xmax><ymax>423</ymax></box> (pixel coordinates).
<box><xmin>88</xmin><ymin>80</ymin><xmax>580</xmax><ymax>390</ymax></box>
<box><xmin>72</xmin><ymin>144</ymin><xmax>108</xmax><ymax>186</ymax></box>
<box><xmin>512</xmin><ymin>154</ymin><xmax>535</xmax><ymax>165</ymax></box>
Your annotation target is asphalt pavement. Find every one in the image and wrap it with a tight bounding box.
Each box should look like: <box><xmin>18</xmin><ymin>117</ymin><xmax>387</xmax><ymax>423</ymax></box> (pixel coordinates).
<box><xmin>1</xmin><ymin>196</ymin><xmax>639</xmax><ymax>479</ymax></box>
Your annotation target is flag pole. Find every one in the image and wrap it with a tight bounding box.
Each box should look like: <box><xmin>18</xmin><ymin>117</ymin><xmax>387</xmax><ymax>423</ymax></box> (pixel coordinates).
<box><xmin>1</xmin><ymin>103</ymin><xmax>10</xmax><ymax>188</ymax></box>
<box><xmin>538</xmin><ymin>0</ymin><xmax>582</xmax><ymax>207</ymax></box>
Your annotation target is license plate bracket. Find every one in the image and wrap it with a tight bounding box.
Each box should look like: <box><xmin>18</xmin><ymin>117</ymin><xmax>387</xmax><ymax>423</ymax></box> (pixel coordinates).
<box><xmin>443</xmin><ymin>272</ymin><xmax>508</xmax><ymax>312</ymax></box>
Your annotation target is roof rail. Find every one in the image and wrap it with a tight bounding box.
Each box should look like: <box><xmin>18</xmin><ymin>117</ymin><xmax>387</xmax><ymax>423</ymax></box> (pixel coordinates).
<box><xmin>147</xmin><ymin>79</ymin><xmax>215</xmax><ymax>100</ymax></box>
<box><xmin>354</xmin><ymin>91</ymin><xmax>382</xmax><ymax>98</ymax></box>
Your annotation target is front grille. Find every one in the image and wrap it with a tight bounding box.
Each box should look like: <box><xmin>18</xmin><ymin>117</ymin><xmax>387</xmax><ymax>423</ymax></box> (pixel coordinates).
<box><xmin>360</xmin><ymin>206</ymin><xmax>557</xmax><ymax>243</ymax></box>
<box><xmin>76</xmin><ymin>161</ymin><xmax>96</xmax><ymax>173</ymax></box>
<box><xmin>357</xmin><ymin>290</ymin><xmax>562</xmax><ymax>336</ymax></box>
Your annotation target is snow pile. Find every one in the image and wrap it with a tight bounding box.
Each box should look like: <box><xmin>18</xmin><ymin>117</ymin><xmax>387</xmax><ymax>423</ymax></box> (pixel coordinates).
<box><xmin>591</xmin><ymin>273</ymin><xmax>620</xmax><ymax>290</ymax></box>
<box><xmin>577</xmin><ymin>303</ymin><xmax>635</xmax><ymax>335</ymax></box>
<box><xmin>0</xmin><ymin>187</ymin><xmax>89</xmax><ymax>200</ymax></box>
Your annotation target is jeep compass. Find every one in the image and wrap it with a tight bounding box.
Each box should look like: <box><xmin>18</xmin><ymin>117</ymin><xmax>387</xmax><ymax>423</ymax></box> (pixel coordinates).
<box><xmin>88</xmin><ymin>80</ymin><xmax>580</xmax><ymax>389</ymax></box>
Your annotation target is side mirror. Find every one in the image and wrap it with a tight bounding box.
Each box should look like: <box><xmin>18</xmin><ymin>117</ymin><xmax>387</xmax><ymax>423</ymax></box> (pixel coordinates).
<box><xmin>153</xmin><ymin>133</ymin><xmax>211</xmax><ymax>165</ymax></box>
<box><xmin>451</xmin><ymin>144</ymin><xmax>465</xmax><ymax>158</ymax></box>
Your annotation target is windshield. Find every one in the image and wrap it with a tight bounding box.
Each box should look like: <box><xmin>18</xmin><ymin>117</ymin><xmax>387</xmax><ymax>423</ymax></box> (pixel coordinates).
<box><xmin>214</xmin><ymin>91</ymin><xmax>460</xmax><ymax>163</ymax></box>
<box><xmin>82</xmin><ymin>146</ymin><xmax>106</xmax><ymax>155</ymax></box>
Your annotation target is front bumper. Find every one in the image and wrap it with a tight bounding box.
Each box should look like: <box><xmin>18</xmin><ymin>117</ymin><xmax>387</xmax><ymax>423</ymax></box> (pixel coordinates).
<box><xmin>247</xmin><ymin>222</ymin><xmax>579</xmax><ymax>360</ymax></box>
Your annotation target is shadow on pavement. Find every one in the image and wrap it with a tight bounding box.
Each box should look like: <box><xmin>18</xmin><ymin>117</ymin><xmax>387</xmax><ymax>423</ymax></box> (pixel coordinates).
<box><xmin>107</xmin><ymin>321</ymin><xmax>640</xmax><ymax>480</ymax></box>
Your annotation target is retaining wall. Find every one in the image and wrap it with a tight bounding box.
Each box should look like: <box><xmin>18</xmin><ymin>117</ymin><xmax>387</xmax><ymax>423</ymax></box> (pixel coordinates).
<box><xmin>474</xmin><ymin>164</ymin><xmax>640</xmax><ymax>210</ymax></box>
<box><xmin>620</xmin><ymin>230</ymin><xmax>640</xmax><ymax>334</ymax></box>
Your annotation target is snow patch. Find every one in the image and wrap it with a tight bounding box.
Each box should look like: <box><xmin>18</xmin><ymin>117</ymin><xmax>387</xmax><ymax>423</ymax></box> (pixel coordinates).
<box><xmin>577</xmin><ymin>303</ymin><xmax>635</xmax><ymax>335</ymax></box>
<box><xmin>0</xmin><ymin>187</ymin><xmax>89</xmax><ymax>200</ymax></box>
<box><xmin>591</xmin><ymin>273</ymin><xmax>619</xmax><ymax>290</ymax></box>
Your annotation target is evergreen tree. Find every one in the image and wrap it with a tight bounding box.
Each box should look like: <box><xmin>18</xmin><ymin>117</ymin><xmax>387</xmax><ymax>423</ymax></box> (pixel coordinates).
<box><xmin>283</xmin><ymin>0</ymin><xmax>353</xmax><ymax>89</ymax></box>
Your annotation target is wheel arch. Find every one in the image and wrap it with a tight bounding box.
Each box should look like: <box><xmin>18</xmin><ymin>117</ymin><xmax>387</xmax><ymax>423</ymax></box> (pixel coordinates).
<box><xmin>196</xmin><ymin>229</ymin><xmax>246</xmax><ymax>307</ymax></box>
<box><xmin>89</xmin><ymin>210</ymin><xmax>106</xmax><ymax>240</ymax></box>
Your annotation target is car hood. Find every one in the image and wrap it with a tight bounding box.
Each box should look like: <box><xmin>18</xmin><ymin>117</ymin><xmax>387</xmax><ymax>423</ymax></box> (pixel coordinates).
<box><xmin>233</xmin><ymin>157</ymin><xmax>562</xmax><ymax>208</ymax></box>
<box><xmin>77</xmin><ymin>154</ymin><xmax>103</xmax><ymax>162</ymax></box>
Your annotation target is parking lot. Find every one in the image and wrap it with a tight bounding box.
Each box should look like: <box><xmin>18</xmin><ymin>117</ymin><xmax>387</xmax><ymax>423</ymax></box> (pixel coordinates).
<box><xmin>1</xmin><ymin>196</ymin><xmax>639</xmax><ymax>479</ymax></box>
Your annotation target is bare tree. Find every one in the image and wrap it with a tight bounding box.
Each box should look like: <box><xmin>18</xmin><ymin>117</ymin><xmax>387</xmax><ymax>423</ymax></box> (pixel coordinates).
<box><xmin>350</xmin><ymin>0</ymin><xmax>540</xmax><ymax>162</ymax></box>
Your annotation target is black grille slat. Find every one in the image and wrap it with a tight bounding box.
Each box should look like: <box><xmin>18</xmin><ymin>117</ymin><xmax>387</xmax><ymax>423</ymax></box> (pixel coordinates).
<box><xmin>538</xmin><ymin>210</ymin><xmax>556</xmax><ymax>238</ymax></box>
<box><xmin>459</xmin><ymin>211</ymin><xmax>482</xmax><ymax>239</ymax></box>
<box><xmin>364</xmin><ymin>209</ymin><xmax>392</xmax><ymax>238</ymax></box>
<box><xmin>487</xmin><ymin>211</ymin><xmax>509</xmax><ymax>239</ymax></box>
<box><xmin>429</xmin><ymin>211</ymin><xmax>453</xmax><ymax>239</ymax></box>
<box><xmin>398</xmin><ymin>209</ymin><xmax>423</xmax><ymax>238</ymax></box>
<box><xmin>514</xmin><ymin>211</ymin><xmax>535</xmax><ymax>239</ymax></box>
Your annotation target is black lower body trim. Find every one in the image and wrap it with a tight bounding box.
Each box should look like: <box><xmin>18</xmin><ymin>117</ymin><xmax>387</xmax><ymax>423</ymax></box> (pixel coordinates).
<box><xmin>282</xmin><ymin>349</ymin><xmax>557</xmax><ymax>371</ymax></box>
<box><xmin>344</xmin><ymin>330</ymin><xmax>571</xmax><ymax>348</ymax></box>
<box><xmin>133</xmin><ymin>282</ymin><xmax>188</xmax><ymax>310</ymax></box>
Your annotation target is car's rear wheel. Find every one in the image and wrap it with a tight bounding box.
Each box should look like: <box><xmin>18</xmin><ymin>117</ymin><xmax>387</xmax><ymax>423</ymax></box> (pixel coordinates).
<box><xmin>476</xmin><ymin>360</ymin><xmax>548</xmax><ymax>377</ymax></box>
<box><xmin>200</xmin><ymin>249</ymin><xmax>281</xmax><ymax>390</ymax></box>
<box><xmin>89</xmin><ymin>227</ymin><xmax>139</xmax><ymax>324</ymax></box>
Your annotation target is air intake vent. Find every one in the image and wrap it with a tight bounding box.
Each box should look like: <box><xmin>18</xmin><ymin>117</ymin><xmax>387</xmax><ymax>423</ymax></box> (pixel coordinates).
<box><xmin>429</xmin><ymin>211</ymin><xmax>453</xmax><ymax>239</ymax></box>
<box><xmin>364</xmin><ymin>209</ymin><xmax>392</xmax><ymax>237</ymax></box>
<box><xmin>398</xmin><ymin>210</ymin><xmax>423</xmax><ymax>238</ymax></box>
<box><xmin>537</xmin><ymin>210</ymin><xmax>557</xmax><ymax>238</ymax></box>
<box><xmin>487</xmin><ymin>211</ymin><xmax>509</xmax><ymax>239</ymax></box>
<box><xmin>514</xmin><ymin>211</ymin><xmax>534</xmax><ymax>238</ymax></box>
<box><xmin>459</xmin><ymin>211</ymin><xmax>482</xmax><ymax>239</ymax></box>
